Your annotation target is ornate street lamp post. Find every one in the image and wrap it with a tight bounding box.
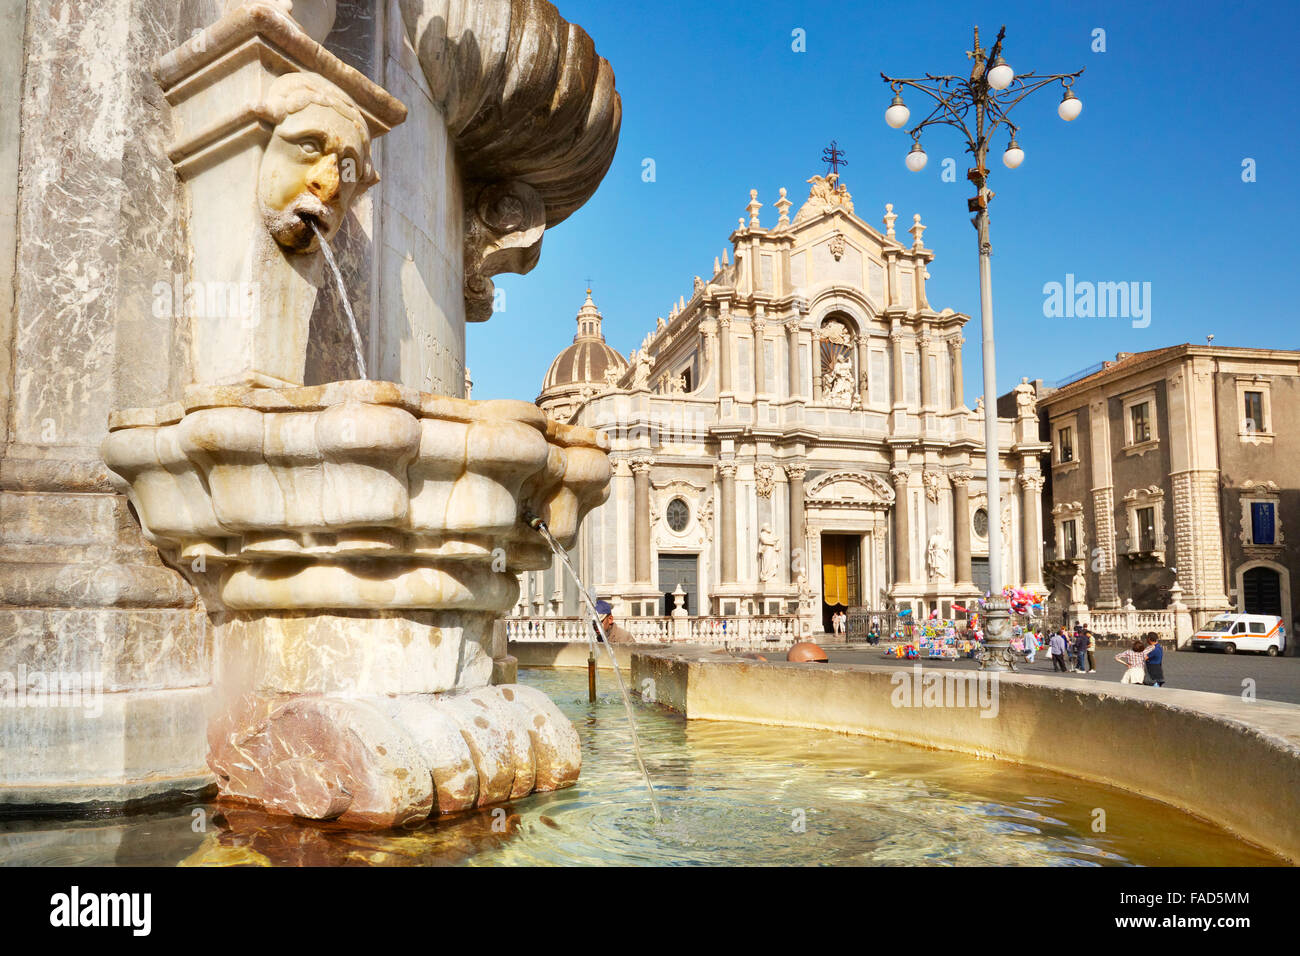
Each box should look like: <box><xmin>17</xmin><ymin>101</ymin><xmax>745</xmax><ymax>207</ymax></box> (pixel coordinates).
<box><xmin>882</xmin><ymin>26</ymin><xmax>1083</xmax><ymax>669</ymax></box>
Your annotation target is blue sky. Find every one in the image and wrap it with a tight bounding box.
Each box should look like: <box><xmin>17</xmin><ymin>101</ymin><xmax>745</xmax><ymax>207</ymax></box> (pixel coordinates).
<box><xmin>466</xmin><ymin>0</ymin><xmax>1300</xmax><ymax>405</ymax></box>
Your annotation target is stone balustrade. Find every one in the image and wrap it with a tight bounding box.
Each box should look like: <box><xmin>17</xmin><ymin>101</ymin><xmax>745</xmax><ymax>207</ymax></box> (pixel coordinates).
<box><xmin>505</xmin><ymin>615</ymin><xmax>800</xmax><ymax>649</ymax></box>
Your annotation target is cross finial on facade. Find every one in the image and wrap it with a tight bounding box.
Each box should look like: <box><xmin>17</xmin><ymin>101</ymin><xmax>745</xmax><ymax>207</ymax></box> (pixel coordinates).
<box><xmin>822</xmin><ymin>140</ymin><xmax>847</xmax><ymax>178</ymax></box>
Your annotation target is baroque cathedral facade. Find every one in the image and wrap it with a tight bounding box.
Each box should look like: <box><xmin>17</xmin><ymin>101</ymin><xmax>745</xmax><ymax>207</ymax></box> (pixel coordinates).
<box><xmin>524</xmin><ymin>174</ymin><xmax>1047</xmax><ymax>633</ymax></box>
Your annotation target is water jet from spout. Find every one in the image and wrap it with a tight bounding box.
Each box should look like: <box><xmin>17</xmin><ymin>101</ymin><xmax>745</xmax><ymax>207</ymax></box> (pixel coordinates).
<box><xmin>311</xmin><ymin>220</ymin><xmax>368</xmax><ymax>381</ymax></box>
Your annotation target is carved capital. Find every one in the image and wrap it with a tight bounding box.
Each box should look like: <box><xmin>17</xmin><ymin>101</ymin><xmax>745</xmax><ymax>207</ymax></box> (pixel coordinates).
<box><xmin>784</xmin><ymin>317</ymin><xmax>801</xmax><ymax>336</ymax></box>
<box><xmin>889</xmin><ymin>466</ymin><xmax>911</xmax><ymax>486</ymax></box>
<box><xmin>629</xmin><ymin>455</ymin><xmax>655</xmax><ymax>476</ymax></box>
<box><xmin>949</xmin><ymin>470</ymin><xmax>974</xmax><ymax>487</ymax></box>
<box><xmin>717</xmin><ymin>313</ymin><xmax>732</xmax><ymax>331</ymax></box>
<box><xmin>1019</xmin><ymin>473</ymin><xmax>1046</xmax><ymax>492</ymax></box>
<box><xmin>716</xmin><ymin>460</ymin><xmax>738</xmax><ymax>479</ymax></box>
<box><xmin>784</xmin><ymin>463</ymin><xmax>808</xmax><ymax>481</ymax></box>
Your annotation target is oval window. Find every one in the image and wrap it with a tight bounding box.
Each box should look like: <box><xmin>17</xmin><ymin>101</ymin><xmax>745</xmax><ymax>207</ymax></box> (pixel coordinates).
<box><xmin>666</xmin><ymin>497</ymin><xmax>690</xmax><ymax>532</ymax></box>
<box><xmin>973</xmin><ymin>508</ymin><xmax>989</xmax><ymax>538</ymax></box>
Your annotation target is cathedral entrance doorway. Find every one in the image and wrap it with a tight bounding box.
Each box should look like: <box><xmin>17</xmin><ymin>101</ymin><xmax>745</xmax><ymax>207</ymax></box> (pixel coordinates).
<box><xmin>821</xmin><ymin>533</ymin><xmax>861</xmax><ymax>634</ymax></box>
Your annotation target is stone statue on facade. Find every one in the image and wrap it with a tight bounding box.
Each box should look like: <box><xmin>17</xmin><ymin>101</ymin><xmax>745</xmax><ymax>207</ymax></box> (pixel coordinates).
<box><xmin>758</xmin><ymin>524</ymin><xmax>781</xmax><ymax>583</ymax></box>
<box><xmin>631</xmin><ymin>348</ymin><xmax>654</xmax><ymax>390</ymax></box>
<box><xmin>1071</xmin><ymin>565</ymin><xmax>1088</xmax><ymax>604</ymax></box>
<box><xmin>824</xmin><ymin>355</ymin><xmax>856</xmax><ymax>408</ymax></box>
<box><xmin>926</xmin><ymin>532</ymin><xmax>949</xmax><ymax>581</ymax></box>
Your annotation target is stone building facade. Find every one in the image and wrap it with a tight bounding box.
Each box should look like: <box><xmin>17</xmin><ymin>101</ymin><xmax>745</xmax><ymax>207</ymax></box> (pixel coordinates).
<box><xmin>1036</xmin><ymin>345</ymin><xmax>1300</xmax><ymax>646</ymax></box>
<box><xmin>529</xmin><ymin>175</ymin><xmax>1047</xmax><ymax>633</ymax></box>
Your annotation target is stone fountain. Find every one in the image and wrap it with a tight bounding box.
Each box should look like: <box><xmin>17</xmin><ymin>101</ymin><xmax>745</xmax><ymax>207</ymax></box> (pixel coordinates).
<box><xmin>1</xmin><ymin>0</ymin><xmax>619</xmax><ymax>827</ymax></box>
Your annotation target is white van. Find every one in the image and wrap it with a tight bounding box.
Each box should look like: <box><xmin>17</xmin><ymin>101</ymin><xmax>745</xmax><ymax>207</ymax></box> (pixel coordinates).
<box><xmin>1190</xmin><ymin>613</ymin><xmax>1286</xmax><ymax>656</ymax></box>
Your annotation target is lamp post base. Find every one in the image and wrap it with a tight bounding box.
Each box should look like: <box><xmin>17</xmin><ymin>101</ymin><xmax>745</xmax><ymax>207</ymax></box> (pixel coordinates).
<box><xmin>978</xmin><ymin>596</ymin><xmax>1016</xmax><ymax>672</ymax></box>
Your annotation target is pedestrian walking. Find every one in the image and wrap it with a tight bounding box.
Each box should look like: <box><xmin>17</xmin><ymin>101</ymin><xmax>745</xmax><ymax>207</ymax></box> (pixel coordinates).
<box><xmin>1086</xmin><ymin>629</ymin><xmax>1097</xmax><ymax>673</ymax></box>
<box><xmin>1049</xmin><ymin>629</ymin><xmax>1069</xmax><ymax>672</ymax></box>
<box><xmin>1073</xmin><ymin>625</ymin><xmax>1089</xmax><ymax>672</ymax></box>
<box><xmin>1116</xmin><ymin>639</ymin><xmax>1147</xmax><ymax>684</ymax></box>
<box><xmin>1142</xmin><ymin>632</ymin><xmax>1166</xmax><ymax>687</ymax></box>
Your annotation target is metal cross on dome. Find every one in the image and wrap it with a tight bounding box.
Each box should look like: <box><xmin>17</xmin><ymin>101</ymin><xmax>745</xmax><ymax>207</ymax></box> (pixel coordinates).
<box><xmin>822</xmin><ymin>141</ymin><xmax>847</xmax><ymax>178</ymax></box>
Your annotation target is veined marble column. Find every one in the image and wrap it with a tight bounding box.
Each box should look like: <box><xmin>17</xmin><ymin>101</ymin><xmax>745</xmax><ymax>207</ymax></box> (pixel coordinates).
<box><xmin>918</xmin><ymin>330</ymin><xmax>933</xmax><ymax>409</ymax></box>
<box><xmin>718</xmin><ymin>460</ymin><xmax>738</xmax><ymax>583</ymax></box>
<box><xmin>890</xmin><ymin>328</ymin><xmax>906</xmax><ymax>407</ymax></box>
<box><xmin>785</xmin><ymin>318</ymin><xmax>801</xmax><ymax>399</ymax></box>
<box><xmin>752</xmin><ymin>314</ymin><xmax>766</xmax><ymax>398</ymax></box>
<box><xmin>855</xmin><ymin>333</ymin><xmax>870</xmax><ymax>406</ymax></box>
<box><xmin>717</xmin><ymin>310</ymin><xmax>732</xmax><ymax>394</ymax></box>
<box><xmin>1020</xmin><ymin>472</ymin><xmax>1045</xmax><ymax>587</ymax></box>
<box><xmin>630</xmin><ymin>456</ymin><xmax>654</xmax><ymax>583</ymax></box>
<box><xmin>786</xmin><ymin>463</ymin><xmax>807</xmax><ymax>575</ymax></box>
<box><xmin>891</xmin><ymin>466</ymin><xmax>911</xmax><ymax>585</ymax></box>
<box><xmin>948</xmin><ymin>335</ymin><xmax>965</xmax><ymax>409</ymax></box>
<box><xmin>951</xmin><ymin>471</ymin><xmax>973</xmax><ymax>586</ymax></box>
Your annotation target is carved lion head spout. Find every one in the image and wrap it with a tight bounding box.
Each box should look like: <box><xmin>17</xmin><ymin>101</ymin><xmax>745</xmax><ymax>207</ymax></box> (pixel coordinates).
<box><xmin>258</xmin><ymin>71</ymin><xmax>377</xmax><ymax>253</ymax></box>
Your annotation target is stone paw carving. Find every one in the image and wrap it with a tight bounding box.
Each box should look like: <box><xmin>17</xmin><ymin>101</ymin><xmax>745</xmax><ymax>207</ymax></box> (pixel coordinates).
<box><xmin>209</xmin><ymin>684</ymin><xmax>581</xmax><ymax>828</ymax></box>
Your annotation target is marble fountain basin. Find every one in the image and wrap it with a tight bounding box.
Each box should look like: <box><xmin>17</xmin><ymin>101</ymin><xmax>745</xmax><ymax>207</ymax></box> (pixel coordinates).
<box><xmin>100</xmin><ymin>380</ymin><xmax>610</xmax><ymax>827</ymax></box>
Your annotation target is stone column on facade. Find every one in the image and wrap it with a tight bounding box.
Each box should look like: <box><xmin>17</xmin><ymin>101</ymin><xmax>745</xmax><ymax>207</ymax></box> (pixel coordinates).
<box><xmin>752</xmin><ymin>313</ymin><xmax>766</xmax><ymax>398</ymax></box>
<box><xmin>810</xmin><ymin>324</ymin><xmax>822</xmax><ymax>403</ymax></box>
<box><xmin>891</xmin><ymin>466</ymin><xmax>911</xmax><ymax>585</ymax></box>
<box><xmin>785</xmin><ymin>318</ymin><xmax>801</xmax><ymax>400</ymax></box>
<box><xmin>950</xmin><ymin>471</ymin><xmax>973</xmax><ymax>586</ymax></box>
<box><xmin>630</xmin><ymin>455</ymin><xmax>654</xmax><ymax>584</ymax></box>
<box><xmin>1092</xmin><ymin>487</ymin><xmax>1119</xmax><ymax>607</ymax></box>
<box><xmin>889</xmin><ymin>327</ymin><xmax>906</xmax><ymax>407</ymax></box>
<box><xmin>786</xmin><ymin>463</ymin><xmax>807</xmax><ymax>579</ymax></box>
<box><xmin>855</xmin><ymin>333</ymin><xmax>870</xmax><ymax>406</ymax></box>
<box><xmin>949</xmin><ymin>336</ymin><xmax>965</xmax><ymax>409</ymax></box>
<box><xmin>718</xmin><ymin>460</ymin><xmax>739</xmax><ymax>584</ymax></box>
<box><xmin>1019</xmin><ymin>472</ymin><xmax>1045</xmax><ymax>588</ymax></box>
<box><xmin>717</xmin><ymin>309</ymin><xmax>732</xmax><ymax>395</ymax></box>
<box><xmin>918</xmin><ymin>330</ymin><xmax>933</xmax><ymax>409</ymax></box>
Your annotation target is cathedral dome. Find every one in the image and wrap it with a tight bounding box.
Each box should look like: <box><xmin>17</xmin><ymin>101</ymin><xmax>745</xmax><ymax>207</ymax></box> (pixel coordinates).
<box><xmin>541</xmin><ymin>291</ymin><xmax>627</xmax><ymax>393</ymax></box>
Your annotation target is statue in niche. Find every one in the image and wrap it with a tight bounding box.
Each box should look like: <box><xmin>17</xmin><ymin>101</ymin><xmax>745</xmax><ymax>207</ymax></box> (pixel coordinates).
<box><xmin>824</xmin><ymin>354</ymin><xmax>856</xmax><ymax>408</ymax></box>
<box><xmin>926</xmin><ymin>531</ymin><xmax>949</xmax><ymax>580</ymax></box>
<box><xmin>259</xmin><ymin>72</ymin><xmax>378</xmax><ymax>253</ymax></box>
<box><xmin>758</xmin><ymin>524</ymin><xmax>781</xmax><ymax>583</ymax></box>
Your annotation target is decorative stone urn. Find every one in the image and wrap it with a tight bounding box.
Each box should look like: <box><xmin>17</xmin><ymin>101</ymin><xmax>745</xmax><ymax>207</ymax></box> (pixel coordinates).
<box><xmin>95</xmin><ymin>0</ymin><xmax>620</xmax><ymax>825</ymax></box>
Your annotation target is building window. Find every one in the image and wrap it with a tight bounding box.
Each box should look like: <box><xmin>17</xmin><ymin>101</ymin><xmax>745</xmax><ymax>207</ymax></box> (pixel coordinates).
<box><xmin>973</xmin><ymin>508</ymin><xmax>989</xmax><ymax>538</ymax></box>
<box><xmin>1058</xmin><ymin>425</ymin><xmax>1073</xmax><ymax>463</ymax></box>
<box><xmin>1236</xmin><ymin>378</ymin><xmax>1273</xmax><ymax>441</ymax></box>
<box><xmin>1062</xmin><ymin>519</ymin><xmax>1078</xmax><ymax>558</ymax></box>
<box><xmin>665</xmin><ymin>497</ymin><xmax>690</xmax><ymax>533</ymax></box>
<box><xmin>1136</xmin><ymin>506</ymin><xmax>1156</xmax><ymax>551</ymax></box>
<box><xmin>1122</xmin><ymin>389</ymin><xmax>1158</xmax><ymax>450</ymax></box>
<box><xmin>1244</xmin><ymin>390</ymin><xmax>1265</xmax><ymax>434</ymax></box>
<box><xmin>1251</xmin><ymin>502</ymin><xmax>1276</xmax><ymax>545</ymax></box>
<box><xmin>1130</xmin><ymin>401</ymin><xmax>1151</xmax><ymax>444</ymax></box>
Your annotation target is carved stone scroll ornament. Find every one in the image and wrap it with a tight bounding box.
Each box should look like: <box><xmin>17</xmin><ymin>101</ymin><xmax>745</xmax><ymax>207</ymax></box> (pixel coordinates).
<box><xmin>464</xmin><ymin>180</ymin><xmax>547</xmax><ymax>322</ymax></box>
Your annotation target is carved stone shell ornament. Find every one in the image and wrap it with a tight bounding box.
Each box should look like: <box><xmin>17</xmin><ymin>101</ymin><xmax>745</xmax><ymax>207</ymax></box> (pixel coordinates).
<box><xmin>398</xmin><ymin>0</ymin><xmax>623</xmax><ymax>322</ymax></box>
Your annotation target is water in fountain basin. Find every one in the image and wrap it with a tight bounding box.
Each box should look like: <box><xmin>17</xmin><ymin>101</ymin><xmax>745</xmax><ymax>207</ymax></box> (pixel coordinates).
<box><xmin>530</xmin><ymin>517</ymin><xmax>663</xmax><ymax>824</ymax></box>
<box><xmin>311</xmin><ymin>220</ymin><xmax>368</xmax><ymax>380</ymax></box>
